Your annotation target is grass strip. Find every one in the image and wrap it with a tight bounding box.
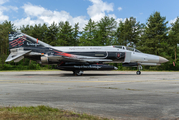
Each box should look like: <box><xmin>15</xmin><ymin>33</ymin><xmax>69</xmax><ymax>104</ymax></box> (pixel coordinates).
<box><xmin>0</xmin><ymin>105</ymin><xmax>109</xmax><ymax>120</ymax></box>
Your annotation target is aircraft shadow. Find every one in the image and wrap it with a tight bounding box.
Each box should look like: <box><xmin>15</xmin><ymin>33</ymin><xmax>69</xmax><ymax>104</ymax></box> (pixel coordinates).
<box><xmin>61</xmin><ymin>73</ymin><xmax>135</xmax><ymax>77</ymax></box>
<box><xmin>20</xmin><ymin>73</ymin><xmax>136</xmax><ymax>77</ymax></box>
<box><xmin>59</xmin><ymin>73</ymin><xmax>168</xmax><ymax>77</ymax></box>
<box><xmin>19</xmin><ymin>73</ymin><xmax>168</xmax><ymax>77</ymax></box>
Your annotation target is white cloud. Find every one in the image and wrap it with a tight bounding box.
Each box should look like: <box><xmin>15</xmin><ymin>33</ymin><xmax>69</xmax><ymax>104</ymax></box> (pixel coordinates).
<box><xmin>170</xmin><ymin>18</ymin><xmax>177</xmax><ymax>24</ymax></box>
<box><xmin>0</xmin><ymin>0</ymin><xmax>17</xmax><ymax>22</ymax></box>
<box><xmin>0</xmin><ymin>0</ymin><xmax>18</xmax><ymax>12</ymax></box>
<box><xmin>13</xmin><ymin>3</ymin><xmax>88</xmax><ymax>31</ymax></box>
<box><xmin>116</xmin><ymin>18</ymin><xmax>123</xmax><ymax>22</ymax></box>
<box><xmin>0</xmin><ymin>0</ymin><xmax>8</xmax><ymax>5</ymax></box>
<box><xmin>108</xmin><ymin>14</ymin><xmax>116</xmax><ymax>19</ymax></box>
<box><xmin>71</xmin><ymin>16</ymin><xmax>88</xmax><ymax>29</ymax></box>
<box><xmin>87</xmin><ymin>0</ymin><xmax>114</xmax><ymax>22</ymax></box>
<box><xmin>118</xmin><ymin>7</ymin><xmax>122</xmax><ymax>11</ymax></box>
<box><xmin>0</xmin><ymin>11</ymin><xmax>9</xmax><ymax>22</ymax></box>
<box><xmin>87</xmin><ymin>0</ymin><xmax>123</xmax><ymax>25</ymax></box>
<box><xmin>0</xmin><ymin>5</ymin><xmax>18</xmax><ymax>12</ymax></box>
<box><xmin>0</xmin><ymin>0</ymin><xmax>17</xmax><ymax>11</ymax></box>
<box><xmin>11</xmin><ymin>0</ymin><xmax>124</xmax><ymax>31</ymax></box>
<box><xmin>22</xmin><ymin>3</ymin><xmax>47</xmax><ymax>17</ymax></box>
<box><xmin>14</xmin><ymin>17</ymin><xmax>40</xmax><ymax>27</ymax></box>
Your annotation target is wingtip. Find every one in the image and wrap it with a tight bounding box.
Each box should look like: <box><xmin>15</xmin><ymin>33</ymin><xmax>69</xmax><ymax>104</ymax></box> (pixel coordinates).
<box><xmin>5</xmin><ymin>60</ymin><xmax>9</xmax><ymax>62</ymax></box>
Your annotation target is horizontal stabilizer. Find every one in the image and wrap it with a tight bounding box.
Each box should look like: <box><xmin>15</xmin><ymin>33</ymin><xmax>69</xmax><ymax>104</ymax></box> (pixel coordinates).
<box><xmin>5</xmin><ymin>50</ymin><xmax>31</xmax><ymax>62</ymax></box>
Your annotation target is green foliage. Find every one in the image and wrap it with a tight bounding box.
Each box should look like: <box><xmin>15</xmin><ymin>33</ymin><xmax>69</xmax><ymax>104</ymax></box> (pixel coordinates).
<box><xmin>0</xmin><ymin>59</ymin><xmax>51</xmax><ymax>71</ymax></box>
<box><xmin>138</xmin><ymin>12</ymin><xmax>168</xmax><ymax>56</ymax></box>
<box><xmin>73</xmin><ymin>23</ymin><xmax>80</xmax><ymax>46</ymax></box>
<box><xmin>44</xmin><ymin>22</ymin><xmax>59</xmax><ymax>46</ymax></box>
<box><xmin>168</xmin><ymin>17</ymin><xmax>179</xmax><ymax>63</ymax></box>
<box><xmin>58</xmin><ymin>21</ymin><xmax>75</xmax><ymax>46</ymax></box>
<box><xmin>2</xmin><ymin>63</ymin><xmax>14</xmax><ymax>70</ymax></box>
<box><xmin>115</xmin><ymin>17</ymin><xmax>142</xmax><ymax>47</ymax></box>
<box><xmin>97</xmin><ymin>16</ymin><xmax>117</xmax><ymax>45</ymax></box>
<box><xmin>79</xmin><ymin>19</ymin><xmax>98</xmax><ymax>46</ymax></box>
<box><xmin>0</xmin><ymin>21</ymin><xmax>15</xmax><ymax>65</ymax></box>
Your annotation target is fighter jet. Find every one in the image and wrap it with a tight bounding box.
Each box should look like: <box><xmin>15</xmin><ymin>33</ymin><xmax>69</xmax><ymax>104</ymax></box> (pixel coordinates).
<box><xmin>5</xmin><ymin>31</ymin><xmax>168</xmax><ymax>75</ymax></box>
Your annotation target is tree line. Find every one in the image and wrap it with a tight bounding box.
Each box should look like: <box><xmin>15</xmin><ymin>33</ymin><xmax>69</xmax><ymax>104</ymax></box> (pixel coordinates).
<box><xmin>0</xmin><ymin>11</ymin><xmax>179</xmax><ymax>71</ymax></box>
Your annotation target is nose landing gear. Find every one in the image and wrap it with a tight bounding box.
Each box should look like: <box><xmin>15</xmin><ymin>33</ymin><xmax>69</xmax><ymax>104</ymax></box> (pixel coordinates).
<box><xmin>136</xmin><ymin>65</ymin><xmax>142</xmax><ymax>75</ymax></box>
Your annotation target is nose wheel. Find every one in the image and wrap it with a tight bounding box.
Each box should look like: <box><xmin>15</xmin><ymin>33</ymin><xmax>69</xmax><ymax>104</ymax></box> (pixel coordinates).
<box><xmin>136</xmin><ymin>65</ymin><xmax>142</xmax><ymax>75</ymax></box>
<box><xmin>73</xmin><ymin>70</ymin><xmax>83</xmax><ymax>76</ymax></box>
<box><xmin>136</xmin><ymin>71</ymin><xmax>141</xmax><ymax>75</ymax></box>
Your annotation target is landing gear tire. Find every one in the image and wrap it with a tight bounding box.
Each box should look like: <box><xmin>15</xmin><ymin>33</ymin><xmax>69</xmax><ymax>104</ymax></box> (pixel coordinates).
<box><xmin>73</xmin><ymin>70</ymin><xmax>83</xmax><ymax>76</ymax></box>
<box><xmin>136</xmin><ymin>65</ymin><xmax>142</xmax><ymax>75</ymax></box>
<box><xmin>136</xmin><ymin>71</ymin><xmax>141</xmax><ymax>75</ymax></box>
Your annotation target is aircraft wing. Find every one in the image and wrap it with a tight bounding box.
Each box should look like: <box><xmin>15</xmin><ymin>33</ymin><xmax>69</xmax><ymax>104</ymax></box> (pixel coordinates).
<box><xmin>48</xmin><ymin>55</ymin><xmax>113</xmax><ymax>63</ymax></box>
<box><xmin>81</xmin><ymin>58</ymin><xmax>112</xmax><ymax>62</ymax></box>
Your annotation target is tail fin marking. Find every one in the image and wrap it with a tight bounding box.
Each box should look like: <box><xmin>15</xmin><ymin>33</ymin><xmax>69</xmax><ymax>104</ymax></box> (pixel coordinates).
<box><xmin>8</xmin><ymin>32</ymin><xmax>51</xmax><ymax>49</ymax></box>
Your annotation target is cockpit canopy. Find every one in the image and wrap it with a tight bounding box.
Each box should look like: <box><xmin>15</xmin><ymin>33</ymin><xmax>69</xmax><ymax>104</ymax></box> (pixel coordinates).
<box><xmin>113</xmin><ymin>45</ymin><xmax>142</xmax><ymax>53</ymax></box>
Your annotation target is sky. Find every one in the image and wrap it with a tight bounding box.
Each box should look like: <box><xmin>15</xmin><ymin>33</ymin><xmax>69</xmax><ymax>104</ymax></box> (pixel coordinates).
<box><xmin>0</xmin><ymin>0</ymin><xmax>179</xmax><ymax>30</ymax></box>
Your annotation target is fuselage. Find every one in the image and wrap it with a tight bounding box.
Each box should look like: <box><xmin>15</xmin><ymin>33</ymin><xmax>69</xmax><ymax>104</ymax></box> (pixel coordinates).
<box><xmin>50</xmin><ymin>46</ymin><xmax>165</xmax><ymax>65</ymax></box>
<box><xmin>6</xmin><ymin>32</ymin><xmax>169</xmax><ymax>75</ymax></box>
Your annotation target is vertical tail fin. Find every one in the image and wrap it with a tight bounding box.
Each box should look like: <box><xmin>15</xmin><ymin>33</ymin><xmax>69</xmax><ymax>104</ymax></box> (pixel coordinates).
<box><xmin>8</xmin><ymin>31</ymin><xmax>51</xmax><ymax>49</ymax></box>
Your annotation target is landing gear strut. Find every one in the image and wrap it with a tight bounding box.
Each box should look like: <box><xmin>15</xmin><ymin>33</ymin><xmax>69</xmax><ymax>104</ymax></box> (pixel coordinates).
<box><xmin>73</xmin><ymin>70</ymin><xmax>83</xmax><ymax>76</ymax></box>
<box><xmin>136</xmin><ymin>65</ymin><xmax>142</xmax><ymax>75</ymax></box>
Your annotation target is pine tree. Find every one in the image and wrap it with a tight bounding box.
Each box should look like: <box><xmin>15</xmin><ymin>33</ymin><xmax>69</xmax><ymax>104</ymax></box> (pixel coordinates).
<box><xmin>97</xmin><ymin>16</ymin><xmax>117</xmax><ymax>46</ymax></box>
<box><xmin>58</xmin><ymin>21</ymin><xmax>73</xmax><ymax>46</ymax></box>
<box><xmin>73</xmin><ymin>23</ymin><xmax>79</xmax><ymax>46</ymax></box>
<box><xmin>115</xmin><ymin>21</ymin><xmax>125</xmax><ymax>45</ymax></box>
<box><xmin>44</xmin><ymin>22</ymin><xmax>59</xmax><ymax>46</ymax></box>
<box><xmin>115</xmin><ymin>17</ymin><xmax>142</xmax><ymax>47</ymax></box>
<box><xmin>20</xmin><ymin>25</ymin><xmax>33</xmax><ymax>36</ymax></box>
<box><xmin>79</xmin><ymin>19</ymin><xmax>98</xmax><ymax>46</ymax></box>
<box><xmin>32</xmin><ymin>23</ymin><xmax>48</xmax><ymax>42</ymax></box>
<box><xmin>139</xmin><ymin>12</ymin><xmax>168</xmax><ymax>55</ymax></box>
<box><xmin>0</xmin><ymin>21</ymin><xmax>14</xmax><ymax>69</ymax></box>
<box><xmin>169</xmin><ymin>17</ymin><xmax>179</xmax><ymax>63</ymax></box>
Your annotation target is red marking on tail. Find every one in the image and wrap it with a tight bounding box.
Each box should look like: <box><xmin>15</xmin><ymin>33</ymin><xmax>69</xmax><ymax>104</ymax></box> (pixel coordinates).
<box><xmin>10</xmin><ymin>36</ymin><xmax>26</xmax><ymax>47</ymax></box>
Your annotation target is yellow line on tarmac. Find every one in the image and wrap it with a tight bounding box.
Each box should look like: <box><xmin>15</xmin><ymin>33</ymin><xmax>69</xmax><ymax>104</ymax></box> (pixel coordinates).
<box><xmin>0</xmin><ymin>80</ymin><xmax>179</xmax><ymax>84</ymax></box>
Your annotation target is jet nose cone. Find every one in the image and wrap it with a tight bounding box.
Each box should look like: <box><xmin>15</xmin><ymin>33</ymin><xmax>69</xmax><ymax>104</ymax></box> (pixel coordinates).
<box><xmin>159</xmin><ymin>56</ymin><xmax>169</xmax><ymax>63</ymax></box>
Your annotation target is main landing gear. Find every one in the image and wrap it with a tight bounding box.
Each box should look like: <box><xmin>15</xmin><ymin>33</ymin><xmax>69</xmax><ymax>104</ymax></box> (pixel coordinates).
<box><xmin>136</xmin><ymin>65</ymin><xmax>142</xmax><ymax>75</ymax></box>
<box><xmin>73</xmin><ymin>70</ymin><xmax>84</xmax><ymax>76</ymax></box>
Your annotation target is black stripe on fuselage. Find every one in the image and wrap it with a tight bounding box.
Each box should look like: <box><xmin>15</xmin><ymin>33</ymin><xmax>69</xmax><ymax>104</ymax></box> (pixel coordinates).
<box><xmin>66</xmin><ymin>51</ymin><xmax>125</xmax><ymax>60</ymax></box>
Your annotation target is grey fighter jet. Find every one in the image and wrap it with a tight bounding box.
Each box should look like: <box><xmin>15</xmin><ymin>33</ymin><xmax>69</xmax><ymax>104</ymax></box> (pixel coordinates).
<box><xmin>5</xmin><ymin>32</ymin><xmax>168</xmax><ymax>75</ymax></box>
